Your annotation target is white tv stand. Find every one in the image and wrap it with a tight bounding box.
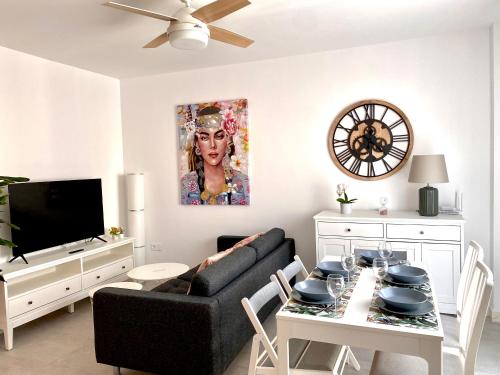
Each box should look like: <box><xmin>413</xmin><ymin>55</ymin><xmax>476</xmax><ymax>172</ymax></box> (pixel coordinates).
<box><xmin>0</xmin><ymin>237</ymin><xmax>134</xmax><ymax>350</ymax></box>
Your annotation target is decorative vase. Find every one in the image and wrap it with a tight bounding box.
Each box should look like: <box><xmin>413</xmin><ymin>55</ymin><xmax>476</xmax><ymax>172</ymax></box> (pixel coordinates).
<box><xmin>340</xmin><ymin>203</ymin><xmax>352</xmax><ymax>215</ymax></box>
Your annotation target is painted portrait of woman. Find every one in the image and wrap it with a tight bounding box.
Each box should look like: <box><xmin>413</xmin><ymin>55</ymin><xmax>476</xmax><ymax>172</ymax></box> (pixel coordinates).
<box><xmin>177</xmin><ymin>99</ymin><xmax>249</xmax><ymax>205</ymax></box>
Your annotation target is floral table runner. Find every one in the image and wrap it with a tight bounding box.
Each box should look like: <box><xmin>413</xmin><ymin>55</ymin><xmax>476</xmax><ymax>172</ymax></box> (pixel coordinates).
<box><xmin>283</xmin><ymin>267</ymin><xmax>362</xmax><ymax>319</ymax></box>
<box><xmin>367</xmin><ymin>278</ymin><xmax>439</xmax><ymax>330</ymax></box>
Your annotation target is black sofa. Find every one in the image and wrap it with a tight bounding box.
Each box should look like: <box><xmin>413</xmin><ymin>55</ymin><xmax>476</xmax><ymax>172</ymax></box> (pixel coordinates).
<box><xmin>93</xmin><ymin>228</ymin><xmax>295</xmax><ymax>375</ymax></box>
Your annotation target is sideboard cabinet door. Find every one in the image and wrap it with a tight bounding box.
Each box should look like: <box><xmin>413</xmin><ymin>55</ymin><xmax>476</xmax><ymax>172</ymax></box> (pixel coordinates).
<box><xmin>421</xmin><ymin>243</ymin><xmax>460</xmax><ymax>309</ymax></box>
<box><xmin>317</xmin><ymin>238</ymin><xmax>350</xmax><ymax>260</ymax></box>
<box><xmin>387</xmin><ymin>242</ymin><xmax>422</xmax><ymax>262</ymax></box>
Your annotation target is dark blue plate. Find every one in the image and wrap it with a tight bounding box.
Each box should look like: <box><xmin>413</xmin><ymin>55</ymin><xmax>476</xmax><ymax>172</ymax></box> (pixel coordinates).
<box><xmin>291</xmin><ymin>290</ymin><xmax>334</xmax><ymax>305</ymax></box>
<box><xmin>379</xmin><ymin>287</ymin><xmax>427</xmax><ymax>311</ymax></box>
<box><xmin>358</xmin><ymin>256</ymin><xmax>400</xmax><ymax>267</ymax></box>
<box><xmin>375</xmin><ymin>297</ymin><xmax>434</xmax><ymax>317</ymax></box>
<box><xmin>316</xmin><ymin>261</ymin><xmax>348</xmax><ymax>278</ymax></box>
<box><xmin>293</xmin><ymin>280</ymin><xmax>330</xmax><ymax>301</ymax></box>
<box><xmin>359</xmin><ymin>250</ymin><xmax>396</xmax><ymax>264</ymax></box>
<box><xmin>383</xmin><ymin>274</ymin><xmax>429</xmax><ymax>287</ymax></box>
<box><xmin>312</xmin><ymin>268</ymin><xmax>348</xmax><ymax>280</ymax></box>
<box><xmin>388</xmin><ymin>265</ymin><xmax>427</xmax><ymax>284</ymax></box>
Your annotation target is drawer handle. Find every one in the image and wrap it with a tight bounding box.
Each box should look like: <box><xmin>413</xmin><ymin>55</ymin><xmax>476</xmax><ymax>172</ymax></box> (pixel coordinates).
<box><xmin>419</xmin><ymin>231</ymin><xmax>424</xmax><ymax>235</ymax></box>
<box><xmin>345</xmin><ymin>228</ymin><xmax>351</xmax><ymax>232</ymax></box>
<box><xmin>122</xmin><ymin>266</ymin><xmax>126</xmax><ymax>269</ymax></box>
<box><xmin>28</xmin><ymin>301</ymin><xmax>33</xmax><ymax>305</ymax></box>
<box><xmin>96</xmin><ymin>275</ymin><xmax>101</xmax><ymax>279</ymax></box>
<box><xmin>66</xmin><ymin>287</ymin><xmax>70</xmax><ymax>291</ymax></box>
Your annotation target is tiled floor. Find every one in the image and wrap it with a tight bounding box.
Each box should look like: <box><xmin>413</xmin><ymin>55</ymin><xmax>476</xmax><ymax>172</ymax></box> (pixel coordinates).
<box><xmin>0</xmin><ymin>300</ymin><xmax>499</xmax><ymax>374</ymax></box>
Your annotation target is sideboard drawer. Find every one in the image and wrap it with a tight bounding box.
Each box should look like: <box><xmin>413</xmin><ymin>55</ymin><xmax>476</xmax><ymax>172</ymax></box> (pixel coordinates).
<box><xmin>82</xmin><ymin>257</ymin><xmax>133</xmax><ymax>289</ymax></box>
<box><xmin>9</xmin><ymin>276</ymin><xmax>81</xmax><ymax>318</ymax></box>
<box><xmin>386</xmin><ymin>224</ymin><xmax>461</xmax><ymax>242</ymax></box>
<box><xmin>317</xmin><ymin>221</ymin><xmax>384</xmax><ymax>238</ymax></box>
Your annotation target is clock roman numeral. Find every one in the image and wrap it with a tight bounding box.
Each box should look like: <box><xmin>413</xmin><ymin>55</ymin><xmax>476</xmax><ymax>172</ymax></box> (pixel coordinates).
<box><xmin>336</xmin><ymin>124</ymin><xmax>352</xmax><ymax>134</ymax></box>
<box><xmin>363</xmin><ymin>104</ymin><xmax>375</xmax><ymax>120</ymax></box>
<box><xmin>380</xmin><ymin>106</ymin><xmax>389</xmax><ymax>121</ymax></box>
<box><xmin>346</xmin><ymin>110</ymin><xmax>361</xmax><ymax>125</ymax></box>
<box><xmin>393</xmin><ymin>134</ymin><xmax>409</xmax><ymax>143</ymax></box>
<box><xmin>337</xmin><ymin>149</ymin><xmax>352</xmax><ymax>165</ymax></box>
<box><xmin>389</xmin><ymin>118</ymin><xmax>404</xmax><ymax>130</ymax></box>
<box><xmin>349</xmin><ymin>158</ymin><xmax>362</xmax><ymax>174</ymax></box>
<box><xmin>367</xmin><ymin>162</ymin><xmax>375</xmax><ymax>177</ymax></box>
<box><xmin>333</xmin><ymin>139</ymin><xmax>348</xmax><ymax>148</ymax></box>
<box><xmin>388</xmin><ymin>146</ymin><xmax>406</xmax><ymax>160</ymax></box>
<box><xmin>382</xmin><ymin>159</ymin><xmax>392</xmax><ymax>173</ymax></box>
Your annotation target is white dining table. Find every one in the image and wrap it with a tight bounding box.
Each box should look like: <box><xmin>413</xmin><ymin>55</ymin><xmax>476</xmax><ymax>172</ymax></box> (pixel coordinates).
<box><xmin>276</xmin><ymin>257</ymin><xmax>444</xmax><ymax>375</ymax></box>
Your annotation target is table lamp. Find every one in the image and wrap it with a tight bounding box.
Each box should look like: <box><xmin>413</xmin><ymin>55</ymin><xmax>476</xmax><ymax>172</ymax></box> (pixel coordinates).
<box><xmin>408</xmin><ymin>154</ymin><xmax>449</xmax><ymax>216</ymax></box>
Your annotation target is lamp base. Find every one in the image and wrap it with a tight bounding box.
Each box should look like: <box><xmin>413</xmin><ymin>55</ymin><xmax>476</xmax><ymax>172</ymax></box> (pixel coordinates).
<box><xmin>418</xmin><ymin>185</ymin><xmax>439</xmax><ymax>216</ymax></box>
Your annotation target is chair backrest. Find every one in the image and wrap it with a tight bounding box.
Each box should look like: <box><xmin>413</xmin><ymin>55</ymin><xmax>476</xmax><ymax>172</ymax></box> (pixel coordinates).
<box><xmin>241</xmin><ymin>280</ymin><xmax>281</xmax><ymax>367</ymax></box>
<box><xmin>459</xmin><ymin>260</ymin><xmax>493</xmax><ymax>374</ymax></box>
<box><xmin>457</xmin><ymin>241</ymin><xmax>484</xmax><ymax>316</ymax></box>
<box><xmin>276</xmin><ymin>255</ymin><xmax>309</xmax><ymax>296</ymax></box>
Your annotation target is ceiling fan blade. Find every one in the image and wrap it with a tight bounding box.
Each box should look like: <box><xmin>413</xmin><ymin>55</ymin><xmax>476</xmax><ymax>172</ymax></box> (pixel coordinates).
<box><xmin>191</xmin><ymin>0</ymin><xmax>251</xmax><ymax>24</ymax></box>
<box><xmin>143</xmin><ymin>33</ymin><xmax>169</xmax><ymax>48</ymax></box>
<box><xmin>208</xmin><ymin>25</ymin><xmax>253</xmax><ymax>48</ymax></box>
<box><xmin>103</xmin><ymin>2</ymin><xmax>177</xmax><ymax>22</ymax></box>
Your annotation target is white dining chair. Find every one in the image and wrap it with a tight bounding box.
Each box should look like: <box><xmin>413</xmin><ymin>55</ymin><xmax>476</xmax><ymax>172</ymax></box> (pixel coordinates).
<box><xmin>241</xmin><ymin>278</ymin><xmax>351</xmax><ymax>375</ymax></box>
<box><xmin>275</xmin><ymin>256</ymin><xmax>360</xmax><ymax>372</ymax></box>
<box><xmin>456</xmin><ymin>240</ymin><xmax>484</xmax><ymax>319</ymax></box>
<box><xmin>276</xmin><ymin>255</ymin><xmax>309</xmax><ymax>297</ymax></box>
<box><xmin>369</xmin><ymin>259</ymin><xmax>493</xmax><ymax>375</ymax></box>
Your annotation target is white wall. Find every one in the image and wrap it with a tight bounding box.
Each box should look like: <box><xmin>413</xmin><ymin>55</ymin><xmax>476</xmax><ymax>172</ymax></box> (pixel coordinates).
<box><xmin>492</xmin><ymin>24</ymin><xmax>500</xmax><ymax>317</ymax></box>
<box><xmin>0</xmin><ymin>46</ymin><xmax>124</xmax><ymax>263</ymax></box>
<box><xmin>121</xmin><ymin>30</ymin><xmax>491</xmax><ymax>277</ymax></box>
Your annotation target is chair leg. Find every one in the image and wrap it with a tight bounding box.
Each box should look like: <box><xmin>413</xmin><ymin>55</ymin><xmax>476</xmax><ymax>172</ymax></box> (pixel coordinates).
<box><xmin>248</xmin><ymin>334</ymin><xmax>260</xmax><ymax>375</ymax></box>
<box><xmin>347</xmin><ymin>347</ymin><xmax>361</xmax><ymax>371</ymax></box>
<box><xmin>113</xmin><ymin>367</ymin><xmax>121</xmax><ymax>375</ymax></box>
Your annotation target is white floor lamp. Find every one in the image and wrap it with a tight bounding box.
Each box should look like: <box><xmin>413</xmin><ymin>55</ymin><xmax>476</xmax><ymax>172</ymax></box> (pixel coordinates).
<box><xmin>126</xmin><ymin>173</ymin><xmax>146</xmax><ymax>266</ymax></box>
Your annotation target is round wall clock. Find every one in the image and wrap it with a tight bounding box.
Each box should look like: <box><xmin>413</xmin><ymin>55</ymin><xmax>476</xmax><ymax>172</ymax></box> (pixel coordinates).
<box><xmin>328</xmin><ymin>99</ymin><xmax>414</xmax><ymax>181</ymax></box>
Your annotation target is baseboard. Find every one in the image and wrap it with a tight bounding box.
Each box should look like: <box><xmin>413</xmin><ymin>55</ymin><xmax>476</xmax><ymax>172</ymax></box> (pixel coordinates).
<box><xmin>492</xmin><ymin>310</ymin><xmax>500</xmax><ymax>323</ymax></box>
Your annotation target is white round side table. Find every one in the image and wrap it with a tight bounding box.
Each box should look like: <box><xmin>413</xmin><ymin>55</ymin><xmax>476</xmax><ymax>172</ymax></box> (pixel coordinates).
<box><xmin>127</xmin><ymin>263</ymin><xmax>189</xmax><ymax>282</ymax></box>
<box><xmin>89</xmin><ymin>281</ymin><xmax>143</xmax><ymax>299</ymax></box>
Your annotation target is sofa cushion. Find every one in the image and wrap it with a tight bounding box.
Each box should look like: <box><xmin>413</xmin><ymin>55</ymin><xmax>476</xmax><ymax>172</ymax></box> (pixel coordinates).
<box><xmin>248</xmin><ymin>228</ymin><xmax>285</xmax><ymax>260</ymax></box>
<box><xmin>153</xmin><ymin>278</ymin><xmax>191</xmax><ymax>294</ymax></box>
<box><xmin>190</xmin><ymin>246</ymin><xmax>257</xmax><ymax>297</ymax></box>
<box><xmin>177</xmin><ymin>265</ymin><xmax>200</xmax><ymax>282</ymax></box>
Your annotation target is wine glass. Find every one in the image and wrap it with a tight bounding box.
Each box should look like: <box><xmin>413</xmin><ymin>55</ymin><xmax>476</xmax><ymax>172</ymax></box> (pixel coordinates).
<box><xmin>341</xmin><ymin>253</ymin><xmax>356</xmax><ymax>284</ymax></box>
<box><xmin>327</xmin><ymin>274</ymin><xmax>345</xmax><ymax>312</ymax></box>
<box><xmin>372</xmin><ymin>258</ymin><xmax>389</xmax><ymax>282</ymax></box>
<box><xmin>378</xmin><ymin>241</ymin><xmax>393</xmax><ymax>259</ymax></box>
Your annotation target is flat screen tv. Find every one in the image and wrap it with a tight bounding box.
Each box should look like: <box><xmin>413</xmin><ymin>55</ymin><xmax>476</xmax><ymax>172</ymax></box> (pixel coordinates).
<box><xmin>8</xmin><ymin>179</ymin><xmax>105</xmax><ymax>262</ymax></box>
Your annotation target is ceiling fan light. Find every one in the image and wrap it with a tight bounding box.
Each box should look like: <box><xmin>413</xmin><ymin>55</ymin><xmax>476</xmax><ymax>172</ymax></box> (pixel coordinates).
<box><xmin>169</xmin><ymin>28</ymin><xmax>209</xmax><ymax>50</ymax></box>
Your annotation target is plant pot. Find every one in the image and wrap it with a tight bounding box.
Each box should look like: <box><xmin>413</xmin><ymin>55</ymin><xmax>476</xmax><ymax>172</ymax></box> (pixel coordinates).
<box><xmin>340</xmin><ymin>203</ymin><xmax>352</xmax><ymax>215</ymax></box>
<box><xmin>118</xmin><ymin>233</ymin><xmax>125</xmax><ymax>239</ymax></box>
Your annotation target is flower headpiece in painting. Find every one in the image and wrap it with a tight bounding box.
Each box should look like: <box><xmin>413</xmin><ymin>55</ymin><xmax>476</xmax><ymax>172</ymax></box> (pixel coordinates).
<box><xmin>183</xmin><ymin>105</ymin><xmax>238</xmax><ymax>140</ymax></box>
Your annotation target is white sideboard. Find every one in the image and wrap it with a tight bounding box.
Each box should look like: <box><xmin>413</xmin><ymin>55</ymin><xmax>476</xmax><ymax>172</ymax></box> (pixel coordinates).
<box><xmin>314</xmin><ymin>210</ymin><xmax>465</xmax><ymax>314</ymax></box>
<box><xmin>0</xmin><ymin>237</ymin><xmax>135</xmax><ymax>350</ymax></box>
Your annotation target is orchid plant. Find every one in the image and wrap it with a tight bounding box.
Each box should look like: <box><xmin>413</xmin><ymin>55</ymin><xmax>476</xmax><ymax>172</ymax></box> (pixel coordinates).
<box><xmin>0</xmin><ymin>176</ymin><xmax>30</xmax><ymax>248</ymax></box>
<box><xmin>336</xmin><ymin>184</ymin><xmax>357</xmax><ymax>204</ymax></box>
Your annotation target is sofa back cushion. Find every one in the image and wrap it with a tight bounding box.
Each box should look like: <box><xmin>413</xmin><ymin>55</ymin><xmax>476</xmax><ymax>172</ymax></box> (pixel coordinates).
<box><xmin>248</xmin><ymin>228</ymin><xmax>285</xmax><ymax>260</ymax></box>
<box><xmin>190</xmin><ymin>246</ymin><xmax>257</xmax><ymax>297</ymax></box>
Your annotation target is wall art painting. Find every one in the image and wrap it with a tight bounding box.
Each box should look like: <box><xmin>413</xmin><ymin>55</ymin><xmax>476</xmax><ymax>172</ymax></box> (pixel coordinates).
<box><xmin>177</xmin><ymin>99</ymin><xmax>249</xmax><ymax>205</ymax></box>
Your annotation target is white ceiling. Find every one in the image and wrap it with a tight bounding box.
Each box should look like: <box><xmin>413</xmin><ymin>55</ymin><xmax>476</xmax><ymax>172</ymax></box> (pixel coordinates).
<box><xmin>0</xmin><ymin>0</ymin><xmax>498</xmax><ymax>78</ymax></box>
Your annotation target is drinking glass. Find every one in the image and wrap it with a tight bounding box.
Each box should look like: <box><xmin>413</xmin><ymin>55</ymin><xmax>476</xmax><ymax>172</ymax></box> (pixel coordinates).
<box><xmin>341</xmin><ymin>253</ymin><xmax>356</xmax><ymax>284</ymax></box>
<box><xmin>378</xmin><ymin>241</ymin><xmax>393</xmax><ymax>259</ymax></box>
<box><xmin>372</xmin><ymin>258</ymin><xmax>389</xmax><ymax>282</ymax></box>
<box><xmin>327</xmin><ymin>274</ymin><xmax>345</xmax><ymax>312</ymax></box>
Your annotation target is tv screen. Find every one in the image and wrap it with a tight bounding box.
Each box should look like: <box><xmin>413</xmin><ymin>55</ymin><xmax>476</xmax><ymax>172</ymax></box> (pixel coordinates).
<box><xmin>8</xmin><ymin>179</ymin><xmax>105</xmax><ymax>256</ymax></box>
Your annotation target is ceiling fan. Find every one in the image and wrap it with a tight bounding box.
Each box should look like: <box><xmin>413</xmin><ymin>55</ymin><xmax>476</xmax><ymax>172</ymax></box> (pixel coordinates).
<box><xmin>103</xmin><ymin>0</ymin><xmax>254</xmax><ymax>50</ymax></box>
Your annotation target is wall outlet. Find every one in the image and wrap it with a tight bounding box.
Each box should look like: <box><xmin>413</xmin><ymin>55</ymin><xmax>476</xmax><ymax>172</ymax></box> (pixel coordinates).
<box><xmin>150</xmin><ymin>243</ymin><xmax>162</xmax><ymax>252</ymax></box>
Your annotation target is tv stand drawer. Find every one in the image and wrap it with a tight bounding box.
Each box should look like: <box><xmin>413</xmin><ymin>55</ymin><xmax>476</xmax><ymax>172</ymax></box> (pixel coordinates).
<box><xmin>9</xmin><ymin>276</ymin><xmax>82</xmax><ymax>318</ymax></box>
<box><xmin>82</xmin><ymin>257</ymin><xmax>133</xmax><ymax>289</ymax></box>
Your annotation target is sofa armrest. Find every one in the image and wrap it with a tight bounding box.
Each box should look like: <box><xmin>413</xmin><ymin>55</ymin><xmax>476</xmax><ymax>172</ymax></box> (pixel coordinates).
<box><xmin>93</xmin><ymin>287</ymin><xmax>222</xmax><ymax>375</ymax></box>
<box><xmin>217</xmin><ymin>235</ymin><xmax>247</xmax><ymax>252</ymax></box>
